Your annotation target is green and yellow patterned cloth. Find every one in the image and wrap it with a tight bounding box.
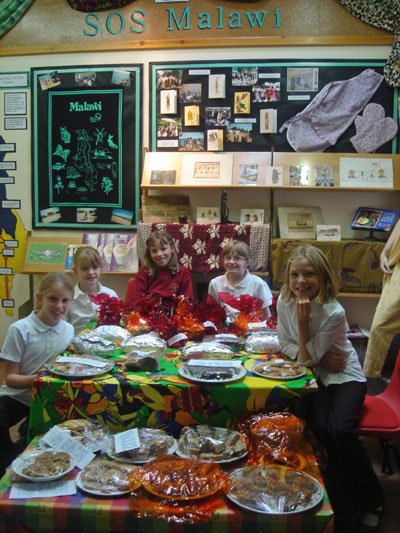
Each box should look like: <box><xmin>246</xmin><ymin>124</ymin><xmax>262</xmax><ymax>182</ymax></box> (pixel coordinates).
<box><xmin>29</xmin><ymin>350</ymin><xmax>316</xmax><ymax>439</ymax></box>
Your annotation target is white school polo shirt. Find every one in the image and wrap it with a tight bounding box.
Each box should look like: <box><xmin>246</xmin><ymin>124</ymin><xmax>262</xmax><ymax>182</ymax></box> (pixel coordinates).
<box><xmin>66</xmin><ymin>282</ymin><xmax>118</xmax><ymax>336</ymax></box>
<box><xmin>0</xmin><ymin>311</ymin><xmax>74</xmax><ymax>406</ymax></box>
<box><xmin>208</xmin><ymin>271</ymin><xmax>273</xmax><ymax>320</ymax></box>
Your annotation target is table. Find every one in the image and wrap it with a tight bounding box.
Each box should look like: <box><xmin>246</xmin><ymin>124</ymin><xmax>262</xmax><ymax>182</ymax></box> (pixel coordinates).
<box><xmin>0</xmin><ymin>439</ymin><xmax>334</xmax><ymax>533</ymax></box>
<box><xmin>29</xmin><ymin>351</ymin><xmax>316</xmax><ymax>440</ymax></box>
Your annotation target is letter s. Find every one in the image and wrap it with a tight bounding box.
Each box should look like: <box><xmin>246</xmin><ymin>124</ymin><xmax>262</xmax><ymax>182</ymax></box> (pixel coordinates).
<box><xmin>130</xmin><ymin>10</ymin><xmax>146</xmax><ymax>34</ymax></box>
<box><xmin>84</xmin><ymin>14</ymin><xmax>99</xmax><ymax>37</ymax></box>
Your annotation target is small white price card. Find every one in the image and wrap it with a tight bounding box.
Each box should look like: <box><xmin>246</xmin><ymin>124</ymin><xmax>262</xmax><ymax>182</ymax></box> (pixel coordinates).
<box><xmin>41</xmin><ymin>426</ymin><xmax>96</xmax><ymax>468</ymax></box>
<box><xmin>10</xmin><ymin>480</ymin><xmax>77</xmax><ymax>499</ymax></box>
<box><xmin>114</xmin><ymin>428</ymin><xmax>140</xmax><ymax>454</ymax></box>
<box><xmin>187</xmin><ymin>359</ymin><xmax>242</xmax><ymax>368</ymax></box>
<box><xmin>55</xmin><ymin>356</ymin><xmax>109</xmax><ymax>368</ymax></box>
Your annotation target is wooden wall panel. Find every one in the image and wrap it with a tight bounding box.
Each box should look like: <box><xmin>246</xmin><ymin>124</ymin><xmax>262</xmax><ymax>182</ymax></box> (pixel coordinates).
<box><xmin>0</xmin><ymin>0</ymin><xmax>394</xmax><ymax>56</ymax></box>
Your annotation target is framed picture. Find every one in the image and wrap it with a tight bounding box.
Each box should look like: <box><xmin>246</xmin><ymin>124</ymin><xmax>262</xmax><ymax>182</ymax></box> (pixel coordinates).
<box><xmin>180</xmin><ymin>153</ymin><xmax>233</xmax><ymax>186</ymax></box>
<box><xmin>141</xmin><ymin>152</ymin><xmax>183</xmax><ymax>185</ymax></box>
<box><xmin>278</xmin><ymin>206</ymin><xmax>322</xmax><ymax>239</ymax></box>
<box><xmin>232</xmin><ymin>152</ymin><xmax>268</xmax><ymax>186</ymax></box>
<box><xmin>240</xmin><ymin>208</ymin><xmax>264</xmax><ymax>225</ymax></box>
<box><xmin>25</xmin><ymin>242</ymin><xmax>67</xmax><ymax>265</ymax></box>
<box><xmin>31</xmin><ymin>64</ymin><xmax>142</xmax><ymax>229</ymax></box>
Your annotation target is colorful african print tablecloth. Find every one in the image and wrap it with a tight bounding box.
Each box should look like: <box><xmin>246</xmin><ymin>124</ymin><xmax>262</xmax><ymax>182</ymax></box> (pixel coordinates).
<box><xmin>0</xmin><ymin>438</ymin><xmax>333</xmax><ymax>533</ymax></box>
<box><xmin>29</xmin><ymin>350</ymin><xmax>315</xmax><ymax>440</ymax></box>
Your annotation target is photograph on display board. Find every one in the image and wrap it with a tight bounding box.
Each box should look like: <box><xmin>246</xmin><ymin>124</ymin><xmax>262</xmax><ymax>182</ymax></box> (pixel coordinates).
<box><xmin>31</xmin><ymin>64</ymin><xmax>142</xmax><ymax>229</ymax></box>
<box><xmin>225</xmin><ymin>124</ymin><xmax>253</xmax><ymax>144</ymax></box>
<box><xmin>287</xmin><ymin>68</ymin><xmax>319</xmax><ymax>91</ymax></box>
<box><xmin>232</xmin><ymin>67</ymin><xmax>258</xmax><ymax>86</ymax></box>
<box><xmin>180</xmin><ymin>83</ymin><xmax>202</xmax><ymax>103</ymax></box>
<box><xmin>179</xmin><ymin>132</ymin><xmax>204</xmax><ymax>152</ymax></box>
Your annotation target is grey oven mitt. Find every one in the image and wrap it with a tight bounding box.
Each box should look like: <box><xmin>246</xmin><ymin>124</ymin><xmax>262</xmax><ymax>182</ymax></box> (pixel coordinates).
<box><xmin>350</xmin><ymin>103</ymin><xmax>398</xmax><ymax>153</ymax></box>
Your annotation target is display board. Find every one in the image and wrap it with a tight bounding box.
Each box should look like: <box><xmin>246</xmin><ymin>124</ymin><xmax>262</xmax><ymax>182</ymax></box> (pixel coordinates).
<box><xmin>150</xmin><ymin>60</ymin><xmax>398</xmax><ymax>154</ymax></box>
<box><xmin>31</xmin><ymin>65</ymin><xmax>142</xmax><ymax>229</ymax></box>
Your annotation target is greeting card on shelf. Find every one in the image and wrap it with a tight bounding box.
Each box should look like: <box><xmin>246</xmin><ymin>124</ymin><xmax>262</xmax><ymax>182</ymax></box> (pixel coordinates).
<box><xmin>197</xmin><ymin>207</ymin><xmax>221</xmax><ymax>224</ymax></box>
<box><xmin>317</xmin><ymin>225</ymin><xmax>341</xmax><ymax>242</ymax></box>
<box><xmin>278</xmin><ymin>206</ymin><xmax>322</xmax><ymax>239</ymax></box>
<box><xmin>340</xmin><ymin>157</ymin><xmax>393</xmax><ymax>188</ymax></box>
<box><xmin>240</xmin><ymin>209</ymin><xmax>264</xmax><ymax>225</ymax></box>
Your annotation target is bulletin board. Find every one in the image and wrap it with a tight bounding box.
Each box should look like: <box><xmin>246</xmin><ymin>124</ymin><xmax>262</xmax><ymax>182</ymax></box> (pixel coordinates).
<box><xmin>31</xmin><ymin>64</ymin><xmax>142</xmax><ymax>229</ymax></box>
<box><xmin>150</xmin><ymin>60</ymin><xmax>398</xmax><ymax>154</ymax></box>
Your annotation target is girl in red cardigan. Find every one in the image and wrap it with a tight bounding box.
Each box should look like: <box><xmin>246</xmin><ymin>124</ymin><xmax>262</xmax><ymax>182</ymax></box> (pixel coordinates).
<box><xmin>126</xmin><ymin>230</ymin><xmax>194</xmax><ymax>311</ymax></box>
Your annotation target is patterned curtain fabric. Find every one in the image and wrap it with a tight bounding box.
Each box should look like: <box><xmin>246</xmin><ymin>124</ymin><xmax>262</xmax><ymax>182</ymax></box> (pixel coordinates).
<box><xmin>66</xmin><ymin>0</ymin><xmax>136</xmax><ymax>12</ymax></box>
<box><xmin>336</xmin><ymin>0</ymin><xmax>400</xmax><ymax>87</ymax></box>
<box><xmin>0</xmin><ymin>0</ymin><xmax>35</xmax><ymax>38</ymax></box>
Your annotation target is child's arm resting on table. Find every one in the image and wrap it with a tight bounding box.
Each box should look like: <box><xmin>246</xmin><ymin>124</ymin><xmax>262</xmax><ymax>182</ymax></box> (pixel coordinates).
<box><xmin>4</xmin><ymin>360</ymin><xmax>44</xmax><ymax>389</ymax></box>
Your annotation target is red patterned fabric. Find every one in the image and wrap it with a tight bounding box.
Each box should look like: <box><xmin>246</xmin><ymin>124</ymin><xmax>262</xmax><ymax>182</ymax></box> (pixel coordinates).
<box><xmin>66</xmin><ymin>0</ymin><xmax>136</xmax><ymax>12</ymax></box>
<box><xmin>137</xmin><ymin>222</ymin><xmax>270</xmax><ymax>273</ymax></box>
<box><xmin>150</xmin><ymin>222</ymin><xmax>250</xmax><ymax>273</ymax></box>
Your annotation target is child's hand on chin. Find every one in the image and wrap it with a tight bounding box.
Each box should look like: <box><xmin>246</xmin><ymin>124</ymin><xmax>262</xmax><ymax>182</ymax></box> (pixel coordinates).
<box><xmin>296</xmin><ymin>295</ymin><xmax>312</xmax><ymax>323</ymax></box>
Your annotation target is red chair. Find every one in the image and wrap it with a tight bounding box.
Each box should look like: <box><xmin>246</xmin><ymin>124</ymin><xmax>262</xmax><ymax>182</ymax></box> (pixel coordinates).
<box><xmin>357</xmin><ymin>347</ymin><xmax>400</xmax><ymax>474</ymax></box>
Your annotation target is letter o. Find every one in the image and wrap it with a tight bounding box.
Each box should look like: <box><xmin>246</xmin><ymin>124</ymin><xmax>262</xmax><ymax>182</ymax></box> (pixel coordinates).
<box><xmin>106</xmin><ymin>11</ymin><xmax>125</xmax><ymax>35</ymax></box>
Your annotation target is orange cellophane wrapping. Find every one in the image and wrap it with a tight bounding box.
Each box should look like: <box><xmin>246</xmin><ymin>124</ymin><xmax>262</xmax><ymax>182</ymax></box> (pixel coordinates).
<box><xmin>234</xmin><ymin>310</ymin><xmax>265</xmax><ymax>335</ymax></box>
<box><xmin>139</xmin><ymin>454</ymin><xmax>228</xmax><ymax>500</ymax></box>
<box><xmin>124</xmin><ymin>311</ymin><xmax>151</xmax><ymax>335</ymax></box>
<box><xmin>238</xmin><ymin>411</ymin><xmax>320</xmax><ymax>479</ymax></box>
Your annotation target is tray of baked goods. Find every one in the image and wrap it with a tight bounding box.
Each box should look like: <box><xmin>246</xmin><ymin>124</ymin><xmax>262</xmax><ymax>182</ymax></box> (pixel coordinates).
<box><xmin>11</xmin><ymin>449</ymin><xmax>76</xmax><ymax>482</ymax></box>
<box><xmin>76</xmin><ymin>460</ymin><xmax>141</xmax><ymax>496</ymax></box>
<box><xmin>105</xmin><ymin>428</ymin><xmax>177</xmax><ymax>464</ymax></box>
<box><xmin>251</xmin><ymin>359</ymin><xmax>307</xmax><ymax>380</ymax></box>
<box><xmin>176</xmin><ymin>425</ymin><xmax>247</xmax><ymax>463</ymax></box>
<box><xmin>48</xmin><ymin>354</ymin><xmax>115</xmax><ymax>378</ymax></box>
<box><xmin>226</xmin><ymin>463</ymin><xmax>323</xmax><ymax>514</ymax></box>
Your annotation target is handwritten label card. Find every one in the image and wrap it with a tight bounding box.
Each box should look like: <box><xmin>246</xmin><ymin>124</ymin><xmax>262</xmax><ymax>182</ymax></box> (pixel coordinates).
<box><xmin>187</xmin><ymin>359</ymin><xmax>242</xmax><ymax>368</ymax></box>
<box><xmin>10</xmin><ymin>480</ymin><xmax>77</xmax><ymax>499</ymax></box>
<box><xmin>41</xmin><ymin>426</ymin><xmax>96</xmax><ymax>468</ymax></box>
<box><xmin>114</xmin><ymin>428</ymin><xmax>140</xmax><ymax>454</ymax></box>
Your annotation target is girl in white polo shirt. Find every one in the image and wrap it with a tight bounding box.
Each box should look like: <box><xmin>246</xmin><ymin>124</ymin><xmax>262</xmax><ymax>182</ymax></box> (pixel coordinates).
<box><xmin>66</xmin><ymin>246</ymin><xmax>118</xmax><ymax>336</ymax></box>
<box><xmin>206</xmin><ymin>240</ymin><xmax>272</xmax><ymax>321</ymax></box>
<box><xmin>277</xmin><ymin>244</ymin><xmax>383</xmax><ymax>532</ymax></box>
<box><xmin>0</xmin><ymin>271</ymin><xmax>74</xmax><ymax>477</ymax></box>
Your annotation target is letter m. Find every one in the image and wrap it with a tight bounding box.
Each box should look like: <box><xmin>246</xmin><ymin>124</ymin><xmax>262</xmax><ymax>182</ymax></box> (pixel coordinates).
<box><xmin>167</xmin><ymin>7</ymin><xmax>191</xmax><ymax>31</ymax></box>
<box><xmin>245</xmin><ymin>11</ymin><xmax>268</xmax><ymax>28</ymax></box>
